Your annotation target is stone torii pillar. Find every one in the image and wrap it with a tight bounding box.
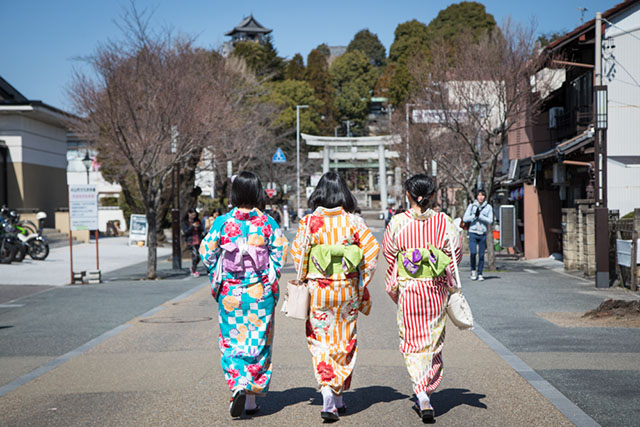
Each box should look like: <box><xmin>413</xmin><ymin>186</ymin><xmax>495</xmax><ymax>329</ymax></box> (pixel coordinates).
<box><xmin>378</xmin><ymin>141</ymin><xmax>388</xmax><ymax>211</ymax></box>
<box><xmin>301</xmin><ymin>133</ymin><xmax>400</xmax><ymax>213</ymax></box>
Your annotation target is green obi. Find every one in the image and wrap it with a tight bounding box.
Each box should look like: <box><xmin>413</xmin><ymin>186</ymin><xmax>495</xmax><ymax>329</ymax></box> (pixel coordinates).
<box><xmin>307</xmin><ymin>244</ymin><xmax>363</xmax><ymax>276</ymax></box>
<box><xmin>397</xmin><ymin>245</ymin><xmax>451</xmax><ymax>278</ymax></box>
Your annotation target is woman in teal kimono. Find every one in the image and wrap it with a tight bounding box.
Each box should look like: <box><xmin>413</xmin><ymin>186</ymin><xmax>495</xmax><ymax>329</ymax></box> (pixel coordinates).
<box><xmin>199</xmin><ymin>172</ymin><xmax>288</xmax><ymax>418</ymax></box>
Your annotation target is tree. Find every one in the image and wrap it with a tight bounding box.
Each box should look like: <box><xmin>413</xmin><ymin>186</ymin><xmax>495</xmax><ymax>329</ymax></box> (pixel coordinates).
<box><xmin>261</xmin><ymin>79</ymin><xmax>323</xmax><ymax>136</ymax></box>
<box><xmin>69</xmin><ymin>7</ymin><xmax>274</xmax><ymax>278</ymax></box>
<box><xmin>231</xmin><ymin>35</ymin><xmax>285</xmax><ymax>81</ymax></box>
<box><xmin>285</xmin><ymin>53</ymin><xmax>306</xmax><ymax>80</ymax></box>
<box><xmin>388</xmin><ymin>19</ymin><xmax>429</xmax><ymax>63</ymax></box>
<box><xmin>315</xmin><ymin>43</ymin><xmax>331</xmax><ymax>58</ymax></box>
<box><xmin>387</xmin><ymin>3</ymin><xmax>498</xmax><ymax>105</ymax></box>
<box><xmin>347</xmin><ymin>29</ymin><xmax>386</xmax><ymax>67</ymax></box>
<box><xmin>306</xmin><ymin>48</ymin><xmax>337</xmax><ymax>135</ymax></box>
<box><xmin>426</xmin><ymin>1</ymin><xmax>497</xmax><ymax>46</ymax></box>
<box><xmin>330</xmin><ymin>50</ymin><xmax>378</xmax><ymax>133</ymax></box>
<box><xmin>407</xmin><ymin>19</ymin><xmax>549</xmax><ymax>268</ymax></box>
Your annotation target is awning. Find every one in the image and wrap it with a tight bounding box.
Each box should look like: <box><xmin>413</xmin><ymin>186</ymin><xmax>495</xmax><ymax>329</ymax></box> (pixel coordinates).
<box><xmin>531</xmin><ymin>127</ymin><xmax>594</xmax><ymax>162</ymax></box>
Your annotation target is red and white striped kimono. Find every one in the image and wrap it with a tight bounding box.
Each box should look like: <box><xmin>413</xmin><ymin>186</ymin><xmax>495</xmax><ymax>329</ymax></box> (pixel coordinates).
<box><xmin>382</xmin><ymin>209</ymin><xmax>462</xmax><ymax>396</ymax></box>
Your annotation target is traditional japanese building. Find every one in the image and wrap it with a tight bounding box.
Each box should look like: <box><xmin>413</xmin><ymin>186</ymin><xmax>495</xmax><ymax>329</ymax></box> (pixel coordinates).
<box><xmin>222</xmin><ymin>15</ymin><xmax>272</xmax><ymax>57</ymax></box>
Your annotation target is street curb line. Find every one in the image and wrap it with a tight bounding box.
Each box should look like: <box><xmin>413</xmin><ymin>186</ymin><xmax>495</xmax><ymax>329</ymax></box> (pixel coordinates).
<box><xmin>0</xmin><ymin>282</ymin><xmax>207</xmax><ymax>399</ymax></box>
<box><xmin>473</xmin><ymin>324</ymin><xmax>600</xmax><ymax>427</ymax></box>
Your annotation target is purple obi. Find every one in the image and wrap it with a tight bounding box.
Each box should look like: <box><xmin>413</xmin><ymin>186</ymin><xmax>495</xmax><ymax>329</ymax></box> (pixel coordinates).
<box><xmin>220</xmin><ymin>241</ymin><xmax>269</xmax><ymax>273</ymax></box>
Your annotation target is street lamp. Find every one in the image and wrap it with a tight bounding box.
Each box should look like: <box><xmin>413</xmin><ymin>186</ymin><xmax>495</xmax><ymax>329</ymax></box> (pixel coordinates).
<box><xmin>296</xmin><ymin>104</ymin><xmax>309</xmax><ymax>218</ymax></box>
<box><xmin>82</xmin><ymin>151</ymin><xmax>92</xmax><ymax>184</ymax></box>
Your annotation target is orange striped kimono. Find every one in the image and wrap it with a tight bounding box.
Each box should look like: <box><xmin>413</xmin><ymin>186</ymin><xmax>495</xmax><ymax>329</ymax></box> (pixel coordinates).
<box><xmin>290</xmin><ymin>206</ymin><xmax>380</xmax><ymax>394</ymax></box>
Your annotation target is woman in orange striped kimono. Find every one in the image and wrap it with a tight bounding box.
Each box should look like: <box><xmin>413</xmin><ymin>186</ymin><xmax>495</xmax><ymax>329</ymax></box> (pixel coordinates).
<box><xmin>382</xmin><ymin>174</ymin><xmax>462</xmax><ymax>423</ymax></box>
<box><xmin>290</xmin><ymin>172</ymin><xmax>380</xmax><ymax>422</ymax></box>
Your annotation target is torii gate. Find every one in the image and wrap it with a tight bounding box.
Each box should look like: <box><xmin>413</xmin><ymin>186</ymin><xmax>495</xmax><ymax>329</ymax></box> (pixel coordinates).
<box><xmin>301</xmin><ymin>133</ymin><xmax>400</xmax><ymax>211</ymax></box>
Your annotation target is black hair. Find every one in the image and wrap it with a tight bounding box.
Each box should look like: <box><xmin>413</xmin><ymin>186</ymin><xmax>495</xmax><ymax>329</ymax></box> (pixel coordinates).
<box><xmin>230</xmin><ymin>171</ymin><xmax>266</xmax><ymax>209</ymax></box>
<box><xmin>475</xmin><ymin>188</ymin><xmax>487</xmax><ymax>198</ymax></box>
<box><xmin>183</xmin><ymin>208</ymin><xmax>199</xmax><ymax>222</ymax></box>
<box><xmin>404</xmin><ymin>174</ymin><xmax>437</xmax><ymax>210</ymax></box>
<box><xmin>308</xmin><ymin>172</ymin><xmax>356</xmax><ymax>213</ymax></box>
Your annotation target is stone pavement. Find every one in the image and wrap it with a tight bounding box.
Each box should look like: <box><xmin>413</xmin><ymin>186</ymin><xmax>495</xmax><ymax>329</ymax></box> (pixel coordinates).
<box><xmin>1</xmin><ymin>225</ymin><xmax>639</xmax><ymax>425</ymax></box>
<box><xmin>0</xmin><ymin>237</ymin><xmax>171</xmax><ymax>286</ymax></box>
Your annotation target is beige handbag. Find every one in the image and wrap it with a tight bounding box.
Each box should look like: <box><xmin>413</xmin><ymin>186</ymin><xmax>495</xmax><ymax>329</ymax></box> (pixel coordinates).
<box><xmin>445</xmin><ymin>228</ymin><xmax>474</xmax><ymax>330</ymax></box>
<box><xmin>283</xmin><ymin>217</ymin><xmax>311</xmax><ymax>320</ymax></box>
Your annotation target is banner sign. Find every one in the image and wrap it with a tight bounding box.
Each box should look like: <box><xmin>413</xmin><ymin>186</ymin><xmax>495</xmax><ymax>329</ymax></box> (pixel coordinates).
<box><xmin>69</xmin><ymin>185</ymin><xmax>98</xmax><ymax>231</ymax></box>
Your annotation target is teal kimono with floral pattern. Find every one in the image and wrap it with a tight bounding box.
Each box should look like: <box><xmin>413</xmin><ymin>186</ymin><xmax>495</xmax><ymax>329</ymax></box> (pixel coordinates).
<box><xmin>199</xmin><ymin>208</ymin><xmax>288</xmax><ymax>394</ymax></box>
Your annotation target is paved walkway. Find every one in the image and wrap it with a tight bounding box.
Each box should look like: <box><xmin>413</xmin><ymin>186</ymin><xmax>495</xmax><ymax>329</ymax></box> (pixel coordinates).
<box><xmin>1</xmin><ymin>224</ymin><xmax>639</xmax><ymax>425</ymax></box>
<box><xmin>0</xmin><ymin>255</ymin><xmax>573</xmax><ymax>426</ymax></box>
<box><xmin>0</xmin><ymin>237</ymin><xmax>171</xmax><ymax>286</ymax></box>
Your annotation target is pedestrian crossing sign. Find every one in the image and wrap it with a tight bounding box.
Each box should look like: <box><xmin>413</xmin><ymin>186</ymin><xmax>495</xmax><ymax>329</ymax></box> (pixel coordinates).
<box><xmin>272</xmin><ymin>147</ymin><xmax>286</xmax><ymax>163</ymax></box>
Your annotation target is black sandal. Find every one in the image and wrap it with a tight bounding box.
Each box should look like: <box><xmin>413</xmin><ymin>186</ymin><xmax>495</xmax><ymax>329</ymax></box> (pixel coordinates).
<box><xmin>321</xmin><ymin>410</ymin><xmax>340</xmax><ymax>422</ymax></box>
<box><xmin>229</xmin><ymin>389</ymin><xmax>246</xmax><ymax>418</ymax></box>
<box><xmin>412</xmin><ymin>403</ymin><xmax>435</xmax><ymax>423</ymax></box>
<box><xmin>245</xmin><ymin>405</ymin><xmax>260</xmax><ymax>416</ymax></box>
<box><xmin>337</xmin><ymin>404</ymin><xmax>347</xmax><ymax>415</ymax></box>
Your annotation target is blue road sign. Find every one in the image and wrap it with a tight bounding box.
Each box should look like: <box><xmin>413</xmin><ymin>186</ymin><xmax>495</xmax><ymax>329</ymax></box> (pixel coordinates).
<box><xmin>272</xmin><ymin>147</ymin><xmax>286</xmax><ymax>163</ymax></box>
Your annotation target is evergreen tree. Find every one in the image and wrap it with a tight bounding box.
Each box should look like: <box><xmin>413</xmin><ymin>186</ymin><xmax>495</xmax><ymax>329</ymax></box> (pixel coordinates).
<box><xmin>261</xmin><ymin>79</ymin><xmax>323</xmax><ymax>135</ymax></box>
<box><xmin>315</xmin><ymin>43</ymin><xmax>331</xmax><ymax>58</ymax></box>
<box><xmin>285</xmin><ymin>53</ymin><xmax>306</xmax><ymax>80</ymax></box>
<box><xmin>231</xmin><ymin>35</ymin><xmax>285</xmax><ymax>80</ymax></box>
<box><xmin>306</xmin><ymin>48</ymin><xmax>337</xmax><ymax>135</ymax></box>
<box><xmin>347</xmin><ymin>29</ymin><xmax>386</xmax><ymax>67</ymax></box>
<box><xmin>330</xmin><ymin>50</ymin><xmax>378</xmax><ymax>133</ymax></box>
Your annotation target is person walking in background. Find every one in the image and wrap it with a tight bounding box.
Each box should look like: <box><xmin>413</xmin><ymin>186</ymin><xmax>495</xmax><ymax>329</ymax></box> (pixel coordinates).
<box><xmin>383</xmin><ymin>174</ymin><xmax>462</xmax><ymax>422</ymax></box>
<box><xmin>199</xmin><ymin>171</ymin><xmax>288</xmax><ymax>418</ymax></box>
<box><xmin>290</xmin><ymin>172</ymin><xmax>379</xmax><ymax>422</ymax></box>
<box><xmin>462</xmin><ymin>189</ymin><xmax>493</xmax><ymax>281</ymax></box>
<box><xmin>183</xmin><ymin>208</ymin><xmax>204</xmax><ymax>277</ymax></box>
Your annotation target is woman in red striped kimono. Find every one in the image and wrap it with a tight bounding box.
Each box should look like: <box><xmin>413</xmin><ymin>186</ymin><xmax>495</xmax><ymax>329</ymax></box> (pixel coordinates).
<box><xmin>382</xmin><ymin>174</ymin><xmax>462</xmax><ymax>422</ymax></box>
<box><xmin>290</xmin><ymin>172</ymin><xmax>380</xmax><ymax>422</ymax></box>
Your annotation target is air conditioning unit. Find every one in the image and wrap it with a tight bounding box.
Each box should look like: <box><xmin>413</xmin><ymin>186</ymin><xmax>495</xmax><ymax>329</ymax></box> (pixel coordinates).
<box><xmin>552</xmin><ymin>163</ymin><xmax>566</xmax><ymax>185</ymax></box>
<box><xmin>500</xmin><ymin>205</ymin><xmax>516</xmax><ymax>248</ymax></box>
<box><xmin>549</xmin><ymin>107</ymin><xmax>564</xmax><ymax>129</ymax></box>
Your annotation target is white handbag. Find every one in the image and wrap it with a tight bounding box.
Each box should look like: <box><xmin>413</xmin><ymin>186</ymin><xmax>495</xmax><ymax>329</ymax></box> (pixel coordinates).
<box><xmin>445</xmin><ymin>228</ymin><xmax>474</xmax><ymax>330</ymax></box>
<box><xmin>283</xmin><ymin>217</ymin><xmax>311</xmax><ymax>320</ymax></box>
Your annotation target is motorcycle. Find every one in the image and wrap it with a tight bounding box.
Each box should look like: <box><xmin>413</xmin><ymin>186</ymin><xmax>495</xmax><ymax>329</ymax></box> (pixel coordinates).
<box><xmin>1</xmin><ymin>207</ymin><xmax>49</xmax><ymax>261</ymax></box>
<box><xmin>0</xmin><ymin>216</ymin><xmax>18</xmax><ymax>263</ymax></box>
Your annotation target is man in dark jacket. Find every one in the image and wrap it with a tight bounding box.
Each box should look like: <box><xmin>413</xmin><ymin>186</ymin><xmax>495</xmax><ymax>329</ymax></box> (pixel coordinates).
<box><xmin>183</xmin><ymin>208</ymin><xmax>204</xmax><ymax>277</ymax></box>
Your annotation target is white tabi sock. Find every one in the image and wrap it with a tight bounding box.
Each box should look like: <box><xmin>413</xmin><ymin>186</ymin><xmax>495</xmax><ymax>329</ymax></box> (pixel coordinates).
<box><xmin>321</xmin><ymin>386</ymin><xmax>337</xmax><ymax>413</ymax></box>
<box><xmin>417</xmin><ymin>391</ymin><xmax>430</xmax><ymax>410</ymax></box>
<box><xmin>334</xmin><ymin>394</ymin><xmax>343</xmax><ymax>408</ymax></box>
<box><xmin>245</xmin><ymin>394</ymin><xmax>257</xmax><ymax>410</ymax></box>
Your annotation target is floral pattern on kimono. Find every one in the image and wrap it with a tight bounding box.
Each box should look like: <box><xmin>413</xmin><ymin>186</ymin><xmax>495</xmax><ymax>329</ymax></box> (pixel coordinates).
<box><xmin>200</xmin><ymin>208</ymin><xmax>288</xmax><ymax>394</ymax></box>
<box><xmin>290</xmin><ymin>206</ymin><xmax>380</xmax><ymax>394</ymax></box>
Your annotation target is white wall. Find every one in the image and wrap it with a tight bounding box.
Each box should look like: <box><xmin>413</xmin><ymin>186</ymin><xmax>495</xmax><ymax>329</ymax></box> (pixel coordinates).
<box><xmin>0</xmin><ymin>114</ymin><xmax>67</xmax><ymax>168</ymax></box>
<box><xmin>605</xmin><ymin>2</ymin><xmax>640</xmax><ymax>156</ymax></box>
<box><xmin>607</xmin><ymin>161</ymin><xmax>640</xmax><ymax>217</ymax></box>
<box><xmin>604</xmin><ymin>4</ymin><xmax>640</xmax><ymax>215</ymax></box>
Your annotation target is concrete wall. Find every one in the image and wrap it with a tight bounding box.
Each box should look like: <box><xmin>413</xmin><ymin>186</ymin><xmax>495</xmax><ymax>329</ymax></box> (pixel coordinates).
<box><xmin>0</xmin><ymin>113</ymin><xmax>68</xmax><ymax>227</ymax></box>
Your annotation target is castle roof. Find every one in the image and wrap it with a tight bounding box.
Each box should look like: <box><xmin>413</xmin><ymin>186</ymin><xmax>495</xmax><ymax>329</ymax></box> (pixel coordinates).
<box><xmin>225</xmin><ymin>14</ymin><xmax>272</xmax><ymax>36</ymax></box>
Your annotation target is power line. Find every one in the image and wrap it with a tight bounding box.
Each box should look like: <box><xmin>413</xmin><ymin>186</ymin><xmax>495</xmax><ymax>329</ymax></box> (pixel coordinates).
<box><xmin>602</xmin><ymin>17</ymin><xmax>640</xmax><ymax>42</ymax></box>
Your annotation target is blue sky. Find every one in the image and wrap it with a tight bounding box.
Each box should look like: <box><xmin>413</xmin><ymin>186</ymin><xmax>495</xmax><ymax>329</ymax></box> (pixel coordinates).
<box><xmin>2</xmin><ymin>0</ymin><xmax>616</xmax><ymax>111</ymax></box>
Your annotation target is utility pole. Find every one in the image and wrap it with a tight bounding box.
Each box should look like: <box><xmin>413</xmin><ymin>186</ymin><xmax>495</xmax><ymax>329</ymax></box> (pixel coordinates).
<box><xmin>171</xmin><ymin>125</ymin><xmax>181</xmax><ymax>271</ymax></box>
<box><xmin>296</xmin><ymin>105</ymin><xmax>309</xmax><ymax>219</ymax></box>
<box><xmin>594</xmin><ymin>11</ymin><xmax>609</xmax><ymax>288</ymax></box>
